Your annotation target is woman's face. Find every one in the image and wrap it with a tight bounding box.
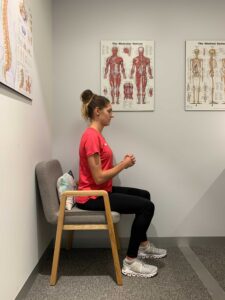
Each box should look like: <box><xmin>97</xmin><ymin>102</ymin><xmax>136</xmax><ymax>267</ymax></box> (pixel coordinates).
<box><xmin>98</xmin><ymin>103</ymin><xmax>113</xmax><ymax>126</ymax></box>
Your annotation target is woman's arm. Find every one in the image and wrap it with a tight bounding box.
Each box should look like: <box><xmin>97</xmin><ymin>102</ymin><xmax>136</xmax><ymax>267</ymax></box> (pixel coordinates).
<box><xmin>88</xmin><ymin>153</ymin><xmax>135</xmax><ymax>185</ymax></box>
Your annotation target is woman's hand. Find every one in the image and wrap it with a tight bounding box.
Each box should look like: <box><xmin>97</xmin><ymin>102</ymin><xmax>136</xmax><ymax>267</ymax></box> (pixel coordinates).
<box><xmin>87</xmin><ymin>153</ymin><xmax>136</xmax><ymax>185</ymax></box>
<box><xmin>123</xmin><ymin>154</ymin><xmax>136</xmax><ymax>169</ymax></box>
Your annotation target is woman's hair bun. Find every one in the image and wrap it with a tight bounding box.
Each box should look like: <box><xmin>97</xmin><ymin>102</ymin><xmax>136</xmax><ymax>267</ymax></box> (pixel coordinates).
<box><xmin>81</xmin><ymin>89</ymin><xmax>93</xmax><ymax>104</ymax></box>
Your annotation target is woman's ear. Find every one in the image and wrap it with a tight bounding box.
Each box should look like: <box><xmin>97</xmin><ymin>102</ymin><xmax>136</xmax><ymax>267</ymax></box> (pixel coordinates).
<box><xmin>95</xmin><ymin>107</ymin><xmax>101</xmax><ymax>116</ymax></box>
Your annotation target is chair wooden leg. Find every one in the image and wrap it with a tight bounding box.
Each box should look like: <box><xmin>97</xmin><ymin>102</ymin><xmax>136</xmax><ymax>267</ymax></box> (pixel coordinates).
<box><xmin>114</xmin><ymin>224</ymin><xmax>120</xmax><ymax>251</ymax></box>
<box><xmin>50</xmin><ymin>200</ymin><xmax>66</xmax><ymax>286</ymax></box>
<box><xmin>108</xmin><ymin>223</ymin><xmax>123</xmax><ymax>285</ymax></box>
<box><xmin>107</xmin><ymin>221</ymin><xmax>122</xmax><ymax>285</ymax></box>
<box><xmin>65</xmin><ymin>231</ymin><xmax>73</xmax><ymax>250</ymax></box>
<box><xmin>50</xmin><ymin>226</ymin><xmax>63</xmax><ymax>285</ymax></box>
<box><xmin>103</xmin><ymin>193</ymin><xmax>123</xmax><ymax>285</ymax></box>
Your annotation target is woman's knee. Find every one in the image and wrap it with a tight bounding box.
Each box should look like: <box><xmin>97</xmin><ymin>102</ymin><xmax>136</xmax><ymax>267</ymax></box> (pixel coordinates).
<box><xmin>138</xmin><ymin>198</ymin><xmax>154</xmax><ymax>212</ymax></box>
<box><xmin>150</xmin><ymin>201</ymin><xmax>155</xmax><ymax>212</ymax></box>
<box><xmin>140</xmin><ymin>189</ymin><xmax>151</xmax><ymax>200</ymax></box>
<box><xmin>145</xmin><ymin>200</ymin><xmax>155</xmax><ymax>214</ymax></box>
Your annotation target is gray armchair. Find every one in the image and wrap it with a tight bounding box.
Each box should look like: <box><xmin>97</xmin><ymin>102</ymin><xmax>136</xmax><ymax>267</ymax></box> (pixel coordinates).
<box><xmin>35</xmin><ymin>159</ymin><xmax>122</xmax><ymax>285</ymax></box>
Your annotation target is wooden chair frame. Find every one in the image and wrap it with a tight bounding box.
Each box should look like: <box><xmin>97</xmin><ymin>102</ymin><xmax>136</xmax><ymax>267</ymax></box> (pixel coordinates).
<box><xmin>50</xmin><ymin>189</ymin><xmax>123</xmax><ymax>286</ymax></box>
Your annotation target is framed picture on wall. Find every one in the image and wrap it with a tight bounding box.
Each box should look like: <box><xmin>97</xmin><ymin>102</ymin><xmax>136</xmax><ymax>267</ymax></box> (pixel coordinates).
<box><xmin>185</xmin><ymin>40</ymin><xmax>225</xmax><ymax>110</ymax></box>
<box><xmin>0</xmin><ymin>0</ymin><xmax>33</xmax><ymax>100</ymax></box>
<box><xmin>101</xmin><ymin>40</ymin><xmax>155</xmax><ymax>111</ymax></box>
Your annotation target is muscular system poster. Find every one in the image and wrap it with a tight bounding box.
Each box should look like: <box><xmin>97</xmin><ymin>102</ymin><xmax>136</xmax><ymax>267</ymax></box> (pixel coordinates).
<box><xmin>101</xmin><ymin>40</ymin><xmax>154</xmax><ymax>111</ymax></box>
<box><xmin>186</xmin><ymin>41</ymin><xmax>225</xmax><ymax>110</ymax></box>
<box><xmin>0</xmin><ymin>0</ymin><xmax>33</xmax><ymax>100</ymax></box>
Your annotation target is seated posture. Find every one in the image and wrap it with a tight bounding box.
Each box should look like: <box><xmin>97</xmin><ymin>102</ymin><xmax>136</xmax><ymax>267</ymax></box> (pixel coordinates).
<box><xmin>76</xmin><ymin>89</ymin><xmax>167</xmax><ymax>278</ymax></box>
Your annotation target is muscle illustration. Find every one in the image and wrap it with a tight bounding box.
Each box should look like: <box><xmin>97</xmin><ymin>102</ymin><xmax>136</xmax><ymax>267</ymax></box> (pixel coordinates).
<box><xmin>2</xmin><ymin>0</ymin><xmax>12</xmax><ymax>81</ymax></box>
<box><xmin>123</xmin><ymin>82</ymin><xmax>133</xmax><ymax>100</ymax></box>
<box><xmin>130</xmin><ymin>47</ymin><xmax>153</xmax><ymax>104</ymax></box>
<box><xmin>104</xmin><ymin>47</ymin><xmax>126</xmax><ymax>104</ymax></box>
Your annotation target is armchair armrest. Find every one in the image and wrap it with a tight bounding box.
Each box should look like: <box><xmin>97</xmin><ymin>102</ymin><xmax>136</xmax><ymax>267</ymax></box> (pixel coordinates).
<box><xmin>59</xmin><ymin>190</ymin><xmax>112</xmax><ymax>218</ymax></box>
<box><xmin>61</xmin><ymin>189</ymin><xmax>108</xmax><ymax>198</ymax></box>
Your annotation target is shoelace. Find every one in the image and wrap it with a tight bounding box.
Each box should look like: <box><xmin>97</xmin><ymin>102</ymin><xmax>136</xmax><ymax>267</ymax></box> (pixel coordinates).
<box><xmin>149</xmin><ymin>243</ymin><xmax>161</xmax><ymax>253</ymax></box>
<box><xmin>135</xmin><ymin>259</ymin><xmax>148</xmax><ymax>270</ymax></box>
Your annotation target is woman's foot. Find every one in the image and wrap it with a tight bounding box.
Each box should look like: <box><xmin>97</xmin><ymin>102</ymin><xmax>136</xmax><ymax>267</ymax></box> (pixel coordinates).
<box><xmin>122</xmin><ymin>257</ymin><xmax>158</xmax><ymax>278</ymax></box>
<box><xmin>138</xmin><ymin>242</ymin><xmax>167</xmax><ymax>259</ymax></box>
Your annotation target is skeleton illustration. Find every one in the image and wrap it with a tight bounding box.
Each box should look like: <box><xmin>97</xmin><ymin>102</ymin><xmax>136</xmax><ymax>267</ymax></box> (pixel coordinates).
<box><xmin>190</xmin><ymin>49</ymin><xmax>203</xmax><ymax>105</ymax></box>
<box><xmin>104</xmin><ymin>47</ymin><xmax>126</xmax><ymax>104</ymax></box>
<box><xmin>130</xmin><ymin>47</ymin><xmax>153</xmax><ymax>104</ymax></box>
<box><xmin>208</xmin><ymin>48</ymin><xmax>217</xmax><ymax>105</ymax></box>
<box><xmin>186</xmin><ymin>41</ymin><xmax>225</xmax><ymax>110</ymax></box>
<box><xmin>220</xmin><ymin>58</ymin><xmax>225</xmax><ymax>102</ymax></box>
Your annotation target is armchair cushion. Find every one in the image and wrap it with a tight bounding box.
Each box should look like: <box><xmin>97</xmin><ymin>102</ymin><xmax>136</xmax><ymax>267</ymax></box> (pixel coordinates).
<box><xmin>63</xmin><ymin>205</ymin><xmax>120</xmax><ymax>224</ymax></box>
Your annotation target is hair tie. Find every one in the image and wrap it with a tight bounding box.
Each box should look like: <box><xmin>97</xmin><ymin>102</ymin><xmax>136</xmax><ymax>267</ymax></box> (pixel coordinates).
<box><xmin>86</xmin><ymin>94</ymin><xmax>95</xmax><ymax>106</ymax></box>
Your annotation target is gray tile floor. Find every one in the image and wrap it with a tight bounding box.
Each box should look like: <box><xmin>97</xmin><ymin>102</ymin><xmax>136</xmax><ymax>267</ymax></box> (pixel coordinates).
<box><xmin>21</xmin><ymin>245</ymin><xmax>224</xmax><ymax>300</ymax></box>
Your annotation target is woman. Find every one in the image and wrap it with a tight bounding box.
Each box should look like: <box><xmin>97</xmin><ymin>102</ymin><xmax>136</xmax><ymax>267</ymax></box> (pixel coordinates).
<box><xmin>76</xmin><ymin>89</ymin><xmax>167</xmax><ymax>278</ymax></box>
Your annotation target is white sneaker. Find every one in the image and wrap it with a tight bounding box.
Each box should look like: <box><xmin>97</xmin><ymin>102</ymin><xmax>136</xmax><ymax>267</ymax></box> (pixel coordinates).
<box><xmin>122</xmin><ymin>258</ymin><xmax>158</xmax><ymax>278</ymax></box>
<box><xmin>138</xmin><ymin>242</ymin><xmax>167</xmax><ymax>259</ymax></box>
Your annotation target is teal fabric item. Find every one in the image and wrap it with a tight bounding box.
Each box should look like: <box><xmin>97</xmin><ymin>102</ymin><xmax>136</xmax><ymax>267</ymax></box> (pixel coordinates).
<box><xmin>57</xmin><ymin>172</ymin><xmax>75</xmax><ymax>210</ymax></box>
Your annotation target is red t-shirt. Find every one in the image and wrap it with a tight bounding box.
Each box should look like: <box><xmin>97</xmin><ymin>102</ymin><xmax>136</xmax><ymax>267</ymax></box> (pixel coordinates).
<box><xmin>76</xmin><ymin>127</ymin><xmax>113</xmax><ymax>203</ymax></box>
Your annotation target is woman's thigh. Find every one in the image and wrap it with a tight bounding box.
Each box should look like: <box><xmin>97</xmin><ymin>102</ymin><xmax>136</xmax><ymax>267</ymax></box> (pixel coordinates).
<box><xmin>76</xmin><ymin>192</ymin><xmax>153</xmax><ymax>215</ymax></box>
<box><xmin>109</xmin><ymin>192</ymin><xmax>153</xmax><ymax>214</ymax></box>
<box><xmin>112</xmin><ymin>186</ymin><xmax>150</xmax><ymax>200</ymax></box>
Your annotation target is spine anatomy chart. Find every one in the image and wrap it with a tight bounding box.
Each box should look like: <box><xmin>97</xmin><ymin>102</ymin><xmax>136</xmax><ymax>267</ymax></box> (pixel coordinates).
<box><xmin>0</xmin><ymin>0</ymin><xmax>33</xmax><ymax>100</ymax></box>
<box><xmin>186</xmin><ymin>41</ymin><xmax>225</xmax><ymax>110</ymax></box>
<box><xmin>2</xmin><ymin>0</ymin><xmax>12</xmax><ymax>80</ymax></box>
<box><xmin>101</xmin><ymin>41</ymin><xmax>154</xmax><ymax>111</ymax></box>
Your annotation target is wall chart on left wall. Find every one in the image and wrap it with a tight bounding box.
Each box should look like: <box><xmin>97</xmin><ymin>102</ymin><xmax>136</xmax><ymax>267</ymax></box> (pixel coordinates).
<box><xmin>0</xmin><ymin>0</ymin><xmax>33</xmax><ymax>100</ymax></box>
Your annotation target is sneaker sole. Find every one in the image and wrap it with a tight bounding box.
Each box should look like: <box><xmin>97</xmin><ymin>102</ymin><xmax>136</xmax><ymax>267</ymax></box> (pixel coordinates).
<box><xmin>138</xmin><ymin>252</ymin><xmax>167</xmax><ymax>259</ymax></box>
<box><xmin>122</xmin><ymin>268</ymin><xmax>158</xmax><ymax>278</ymax></box>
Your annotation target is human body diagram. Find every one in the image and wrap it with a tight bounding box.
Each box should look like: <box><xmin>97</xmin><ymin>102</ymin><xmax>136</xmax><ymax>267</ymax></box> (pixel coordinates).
<box><xmin>189</xmin><ymin>49</ymin><xmax>203</xmax><ymax>105</ymax></box>
<box><xmin>104</xmin><ymin>47</ymin><xmax>126</xmax><ymax>104</ymax></box>
<box><xmin>0</xmin><ymin>0</ymin><xmax>33</xmax><ymax>99</ymax></box>
<box><xmin>208</xmin><ymin>49</ymin><xmax>217</xmax><ymax>105</ymax></box>
<box><xmin>101</xmin><ymin>41</ymin><xmax>154</xmax><ymax>111</ymax></box>
<box><xmin>130</xmin><ymin>47</ymin><xmax>153</xmax><ymax>104</ymax></box>
<box><xmin>186</xmin><ymin>41</ymin><xmax>225</xmax><ymax>110</ymax></box>
<box><xmin>220</xmin><ymin>58</ymin><xmax>225</xmax><ymax>102</ymax></box>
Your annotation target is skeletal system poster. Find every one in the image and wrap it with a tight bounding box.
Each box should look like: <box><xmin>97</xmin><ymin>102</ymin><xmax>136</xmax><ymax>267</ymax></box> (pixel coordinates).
<box><xmin>0</xmin><ymin>0</ymin><xmax>33</xmax><ymax>100</ymax></box>
<box><xmin>185</xmin><ymin>41</ymin><xmax>225</xmax><ymax>110</ymax></box>
<box><xmin>101</xmin><ymin>41</ymin><xmax>154</xmax><ymax>111</ymax></box>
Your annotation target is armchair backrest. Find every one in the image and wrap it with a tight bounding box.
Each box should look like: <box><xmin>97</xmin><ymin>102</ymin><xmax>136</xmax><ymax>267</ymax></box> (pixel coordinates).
<box><xmin>36</xmin><ymin>159</ymin><xmax>63</xmax><ymax>224</ymax></box>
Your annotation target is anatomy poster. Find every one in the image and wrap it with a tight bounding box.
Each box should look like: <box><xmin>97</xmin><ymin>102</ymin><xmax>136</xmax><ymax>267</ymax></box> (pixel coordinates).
<box><xmin>0</xmin><ymin>0</ymin><xmax>33</xmax><ymax>100</ymax></box>
<box><xmin>101</xmin><ymin>41</ymin><xmax>154</xmax><ymax>111</ymax></box>
<box><xmin>185</xmin><ymin>41</ymin><xmax>225</xmax><ymax>110</ymax></box>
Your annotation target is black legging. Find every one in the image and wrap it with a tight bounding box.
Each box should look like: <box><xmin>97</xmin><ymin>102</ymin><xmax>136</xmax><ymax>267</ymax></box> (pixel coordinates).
<box><xmin>76</xmin><ymin>186</ymin><xmax>155</xmax><ymax>257</ymax></box>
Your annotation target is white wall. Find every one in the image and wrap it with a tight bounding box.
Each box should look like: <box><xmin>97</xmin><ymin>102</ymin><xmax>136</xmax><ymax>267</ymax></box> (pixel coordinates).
<box><xmin>0</xmin><ymin>1</ymin><xmax>53</xmax><ymax>299</ymax></box>
<box><xmin>52</xmin><ymin>0</ymin><xmax>225</xmax><ymax>239</ymax></box>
